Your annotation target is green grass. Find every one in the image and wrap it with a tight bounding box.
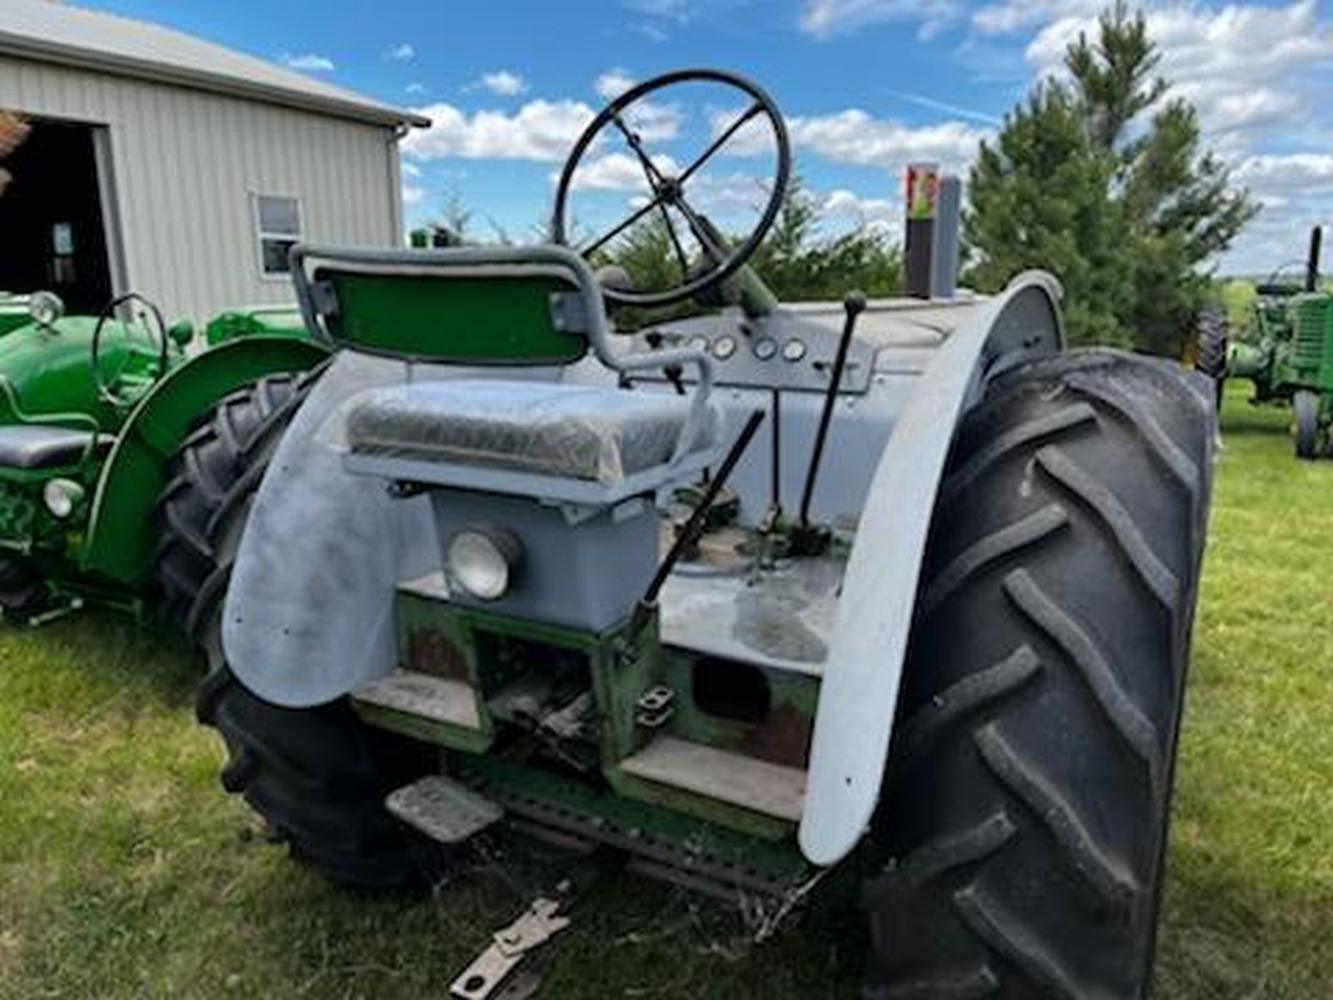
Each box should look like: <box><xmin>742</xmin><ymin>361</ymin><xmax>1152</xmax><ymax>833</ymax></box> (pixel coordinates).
<box><xmin>2</xmin><ymin>384</ymin><xmax>1331</xmax><ymax>999</ymax></box>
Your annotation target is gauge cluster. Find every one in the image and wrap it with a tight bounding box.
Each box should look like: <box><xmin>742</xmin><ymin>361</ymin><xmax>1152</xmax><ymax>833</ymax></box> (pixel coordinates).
<box><xmin>636</xmin><ymin>318</ymin><xmax>877</xmax><ymax>394</ymax></box>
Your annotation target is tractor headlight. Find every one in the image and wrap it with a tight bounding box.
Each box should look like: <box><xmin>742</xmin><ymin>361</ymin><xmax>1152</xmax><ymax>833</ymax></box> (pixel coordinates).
<box><xmin>29</xmin><ymin>291</ymin><xmax>65</xmax><ymax>328</ymax></box>
<box><xmin>43</xmin><ymin>478</ymin><xmax>85</xmax><ymax>519</ymax></box>
<box><xmin>446</xmin><ymin>528</ymin><xmax>521</xmax><ymax>601</ymax></box>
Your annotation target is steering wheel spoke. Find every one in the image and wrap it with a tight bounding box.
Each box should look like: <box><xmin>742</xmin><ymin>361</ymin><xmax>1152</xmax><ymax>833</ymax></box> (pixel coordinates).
<box><xmin>611</xmin><ymin>111</ymin><xmax>669</xmax><ymax>193</ymax></box>
<box><xmin>552</xmin><ymin>69</ymin><xmax>789</xmax><ymax>309</ymax></box>
<box><xmin>678</xmin><ymin>101</ymin><xmax>765</xmax><ymax>187</ymax></box>
<box><xmin>582</xmin><ymin>192</ymin><xmax>666</xmax><ymax>257</ymax></box>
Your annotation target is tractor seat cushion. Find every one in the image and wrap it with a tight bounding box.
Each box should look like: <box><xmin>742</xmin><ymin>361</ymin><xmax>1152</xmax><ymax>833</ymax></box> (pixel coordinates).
<box><xmin>344</xmin><ymin>379</ymin><xmax>717</xmax><ymax>485</ymax></box>
<box><xmin>0</xmin><ymin>425</ymin><xmax>101</xmax><ymax>470</ymax></box>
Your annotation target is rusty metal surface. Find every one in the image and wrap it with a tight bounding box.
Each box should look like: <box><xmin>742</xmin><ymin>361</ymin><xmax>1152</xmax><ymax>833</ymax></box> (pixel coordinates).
<box><xmin>403</xmin><ymin>626</ymin><xmax>471</xmax><ymax>681</ymax></box>
<box><xmin>736</xmin><ymin>701</ymin><xmax>813</xmax><ymax>770</ymax></box>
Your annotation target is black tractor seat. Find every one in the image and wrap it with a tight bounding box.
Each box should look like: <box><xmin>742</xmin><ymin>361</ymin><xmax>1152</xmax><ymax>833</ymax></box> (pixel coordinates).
<box><xmin>0</xmin><ymin>425</ymin><xmax>110</xmax><ymax>470</ymax></box>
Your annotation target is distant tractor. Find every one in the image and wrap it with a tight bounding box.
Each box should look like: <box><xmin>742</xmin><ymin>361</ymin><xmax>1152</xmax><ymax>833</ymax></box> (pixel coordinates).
<box><xmin>1202</xmin><ymin>226</ymin><xmax>1333</xmax><ymax>458</ymax></box>
<box><xmin>0</xmin><ymin>289</ymin><xmax>325</xmax><ymax>624</ymax></box>
<box><xmin>194</xmin><ymin>70</ymin><xmax>1216</xmax><ymax>999</ymax></box>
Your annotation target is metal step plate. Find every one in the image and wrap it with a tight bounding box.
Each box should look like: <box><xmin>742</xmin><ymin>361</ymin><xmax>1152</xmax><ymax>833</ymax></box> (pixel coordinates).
<box><xmin>354</xmin><ymin>670</ymin><xmax>482</xmax><ymax>730</ymax></box>
<box><xmin>386</xmin><ymin>775</ymin><xmax>503</xmax><ymax>845</ymax></box>
<box><xmin>619</xmin><ymin>736</ymin><xmax>806</xmax><ymax>822</ymax></box>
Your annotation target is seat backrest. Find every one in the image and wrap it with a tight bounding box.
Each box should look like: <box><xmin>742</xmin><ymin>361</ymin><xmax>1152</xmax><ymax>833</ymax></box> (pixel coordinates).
<box><xmin>293</xmin><ymin>244</ymin><xmax>716</xmax><ymax>468</ymax></box>
<box><xmin>291</xmin><ymin>245</ymin><xmax>594</xmax><ymax>366</ymax></box>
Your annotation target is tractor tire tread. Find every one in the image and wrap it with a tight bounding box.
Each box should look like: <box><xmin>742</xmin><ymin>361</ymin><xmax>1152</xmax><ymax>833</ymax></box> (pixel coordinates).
<box><xmin>865</xmin><ymin>348</ymin><xmax>1213</xmax><ymax>1000</ymax></box>
<box><xmin>151</xmin><ymin>365</ymin><xmax>325</xmax><ymax>634</ymax></box>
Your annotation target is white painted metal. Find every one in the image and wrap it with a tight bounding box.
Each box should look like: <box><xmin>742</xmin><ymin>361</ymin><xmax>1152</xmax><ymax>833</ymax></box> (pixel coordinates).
<box><xmin>798</xmin><ymin>271</ymin><xmax>1065</xmax><ymax>866</ymax></box>
<box><xmin>223</xmin><ymin>352</ymin><xmax>567</xmax><ymax>707</ymax></box>
<box><xmin>0</xmin><ymin>4</ymin><xmax>419</xmax><ymax>320</ymax></box>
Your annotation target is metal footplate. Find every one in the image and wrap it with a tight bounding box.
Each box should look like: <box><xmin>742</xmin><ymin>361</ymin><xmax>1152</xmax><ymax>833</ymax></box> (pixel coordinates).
<box><xmin>385</xmin><ymin>775</ymin><xmax>503</xmax><ymax>844</ymax></box>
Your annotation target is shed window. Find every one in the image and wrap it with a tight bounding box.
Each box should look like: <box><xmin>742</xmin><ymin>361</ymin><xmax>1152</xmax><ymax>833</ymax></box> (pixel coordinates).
<box><xmin>253</xmin><ymin>194</ymin><xmax>301</xmax><ymax>276</ymax></box>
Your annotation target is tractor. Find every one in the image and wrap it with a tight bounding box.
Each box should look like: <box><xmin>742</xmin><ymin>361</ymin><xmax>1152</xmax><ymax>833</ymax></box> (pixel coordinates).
<box><xmin>196</xmin><ymin>69</ymin><xmax>1215</xmax><ymax>999</ymax></box>
<box><xmin>1200</xmin><ymin>226</ymin><xmax>1333</xmax><ymax>458</ymax></box>
<box><xmin>0</xmin><ymin>286</ymin><xmax>325</xmax><ymax>625</ymax></box>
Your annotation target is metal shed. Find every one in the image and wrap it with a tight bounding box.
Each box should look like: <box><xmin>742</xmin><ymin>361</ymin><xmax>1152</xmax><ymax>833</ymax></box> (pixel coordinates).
<box><xmin>0</xmin><ymin>0</ymin><xmax>428</xmax><ymax>319</ymax></box>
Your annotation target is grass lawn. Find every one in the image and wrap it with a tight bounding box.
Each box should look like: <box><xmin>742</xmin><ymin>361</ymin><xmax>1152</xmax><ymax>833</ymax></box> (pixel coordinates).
<box><xmin>1</xmin><ymin>384</ymin><xmax>1330</xmax><ymax>999</ymax></box>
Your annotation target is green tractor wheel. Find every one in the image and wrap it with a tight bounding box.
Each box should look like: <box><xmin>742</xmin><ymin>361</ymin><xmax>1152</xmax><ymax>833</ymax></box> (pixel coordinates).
<box><xmin>152</xmin><ymin>367</ymin><xmax>326</xmax><ymax>638</ymax></box>
<box><xmin>1293</xmin><ymin>389</ymin><xmax>1322</xmax><ymax>460</ymax></box>
<box><xmin>864</xmin><ymin>351</ymin><xmax>1212</xmax><ymax>1000</ymax></box>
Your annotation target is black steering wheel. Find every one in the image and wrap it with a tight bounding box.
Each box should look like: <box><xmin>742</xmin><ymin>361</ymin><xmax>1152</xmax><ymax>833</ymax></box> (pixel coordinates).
<box><xmin>91</xmin><ymin>292</ymin><xmax>170</xmax><ymax>408</ymax></box>
<box><xmin>551</xmin><ymin>68</ymin><xmax>790</xmax><ymax>309</ymax></box>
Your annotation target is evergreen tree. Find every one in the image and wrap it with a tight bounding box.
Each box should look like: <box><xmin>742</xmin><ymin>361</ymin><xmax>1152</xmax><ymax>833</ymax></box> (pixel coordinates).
<box><xmin>966</xmin><ymin>3</ymin><xmax>1257</xmax><ymax>352</ymax></box>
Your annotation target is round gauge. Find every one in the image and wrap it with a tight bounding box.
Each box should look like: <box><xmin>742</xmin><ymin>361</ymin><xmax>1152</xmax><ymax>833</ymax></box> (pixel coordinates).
<box><xmin>752</xmin><ymin>337</ymin><xmax>777</xmax><ymax>360</ymax></box>
<box><xmin>782</xmin><ymin>338</ymin><xmax>807</xmax><ymax>362</ymax></box>
<box><xmin>689</xmin><ymin>335</ymin><xmax>709</xmax><ymax>353</ymax></box>
<box><xmin>712</xmin><ymin>335</ymin><xmax>737</xmax><ymax>360</ymax></box>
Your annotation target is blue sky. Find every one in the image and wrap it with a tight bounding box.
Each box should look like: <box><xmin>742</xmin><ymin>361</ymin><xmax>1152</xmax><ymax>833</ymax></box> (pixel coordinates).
<box><xmin>78</xmin><ymin>0</ymin><xmax>1333</xmax><ymax>273</ymax></box>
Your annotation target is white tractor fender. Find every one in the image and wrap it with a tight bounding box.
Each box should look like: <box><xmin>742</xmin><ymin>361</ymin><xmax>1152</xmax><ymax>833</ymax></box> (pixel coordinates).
<box><xmin>798</xmin><ymin>270</ymin><xmax>1066</xmax><ymax>866</ymax></box>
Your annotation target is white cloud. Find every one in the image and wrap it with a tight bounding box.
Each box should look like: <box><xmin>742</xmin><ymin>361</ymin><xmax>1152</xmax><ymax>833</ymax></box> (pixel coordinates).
<box><xmin>971</xmin><ymin>0</ymin><xmax>1100</xmax><ymax>36</ymax></box>
<box><xmin>401</xmin><ymin>161</ymin><xmax>422</xmax><ymax>178</ymax></box>
<box><xmin>824</xmin><ymin>189</ymin><xmax>896</xmax><ymax>222</ymax></box>
<box><xmin>591</xmin><ymin>71</ymin><xmax>684</xmax><ymax>141</ymax></box>
<box><xmin>595</xmin><ymin>69</ymin><xmax>637</xmax><ymax>100</ymax></box>
<box><xmin>799</xmin><ymin>0</ymin><xmax>960</xmax><ymax>40</ymax></box>
<box><xmin>707</xmin><ymin>103</ymin><xmax>986</xmax><ymax>174</ymax></box>
<box><xmin>402</xmin><ymin>185</ymin><xmax>424</xmax><ymax>206</ymax></box>
<box><xmin>280</xmin><ymin>53</ymin><xmax>335</xmax><ymax>72</ymax></box>
<box><xmin>568</xmin><ymin>152</ymin><xmax>680</xmax><ymax>191</ymax></box>
<box><xmin>1234</xmin><ymin>154</ymin><xmax>1333</xmax><ymax>194</ymax></box>
<box><xmin>1026</xmin><ymin>1</ymin><xmax>1333</xmax><ymax>138</ymax></box>
<box><xmin>791</xmin><ymin>110</ymin><xmax>990</xmax><ymax>170</ymax></box>
<box><xmin>479</xmin><ymin>70</ymin><xmax>529</xmax><ymax>96</ymax></box>
<box><xmin>405</xmin><ymin>82</ymin><xmax>426</xmax><ymax>94</ymax></box>
<box><xmin>386</xmin><ymin>42</ymin><xmax>415</xmax><ymax>61</ymax></box>
<box><xmin>403</xmin><ymin>99</ymin><xmax>596</xmax><ymax>161</ymax></box>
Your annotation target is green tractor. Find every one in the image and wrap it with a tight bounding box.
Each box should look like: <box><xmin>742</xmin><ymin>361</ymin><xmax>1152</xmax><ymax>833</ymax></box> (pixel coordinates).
<box><xmin>194</xmin><ymin>70</ymin><xmax>1215</xmax><ymax>998</ymax></box>
<box><xmin>1202</xmin><ymin>226</ymin><xmax>1333</xmax><ymax>458</ymax></box>
<box><xmin>0</xmin><ymin>287</ymin><xmax>326</xmax><ymax>624</ymax></box>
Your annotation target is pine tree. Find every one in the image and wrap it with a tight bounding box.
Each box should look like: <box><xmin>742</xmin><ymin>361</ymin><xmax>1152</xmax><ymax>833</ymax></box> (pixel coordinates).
<box><xmin>965</xmin><ymin>3</ymin><xmax>1257</xmax><ymax>352</ymax></box>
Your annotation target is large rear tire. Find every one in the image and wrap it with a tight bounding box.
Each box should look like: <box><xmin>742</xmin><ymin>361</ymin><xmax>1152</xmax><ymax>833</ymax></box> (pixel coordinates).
<box><xmin>164</xmin><ymin>367</ymin><xmax>433</xmax><ymax>889</ymax></box>
<box><xmin>152</xmin><ymin>369</ymin><xmax>325</xmax><ymax>639</ymax></box>
<box><xmin>864</xmin><ymin>350</ymin><xmax>1213</xmax><ymax>999</ymax></box>
<box><xmin>1293</xmin><ymin>389</ymin><xmax>1321</xmax><ymax>460</ymax></box>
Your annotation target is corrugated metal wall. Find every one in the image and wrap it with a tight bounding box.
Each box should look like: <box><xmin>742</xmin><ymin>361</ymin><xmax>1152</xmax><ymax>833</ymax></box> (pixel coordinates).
<box><xmin>0</xmin><ymin>54</ymin><xmax>403</xmax><ymax>320</ymax></box>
